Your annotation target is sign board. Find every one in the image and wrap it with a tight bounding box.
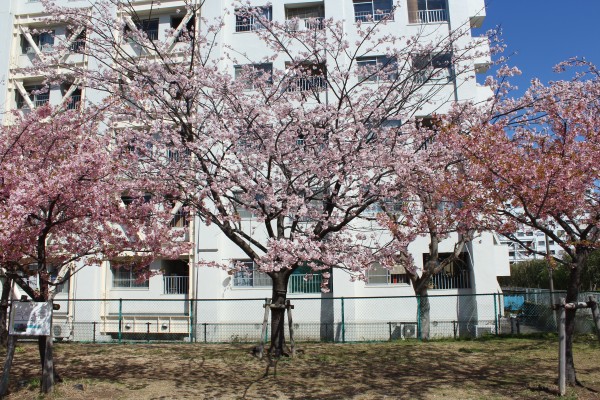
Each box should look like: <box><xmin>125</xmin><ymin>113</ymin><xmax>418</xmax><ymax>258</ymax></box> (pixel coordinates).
<box><xmin>9</xmin><ymin>302</ymin><xmax>52</xmax><ymax>336</ymax></box>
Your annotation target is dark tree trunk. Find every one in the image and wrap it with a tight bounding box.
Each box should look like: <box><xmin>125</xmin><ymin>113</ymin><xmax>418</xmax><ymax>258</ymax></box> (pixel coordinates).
<box><xmin>268</xmin><ymin>270</ymin><xmax>292</xmax><ymax>358</ymax></box>
<box><xmin>416</xmin><ymin>285</ymin><xmax>431</xmax><ymax>340</ymax></box>
<box><xmin>0</xmin><ymin>276</ymin><xmax>12</xmax><ymax>347</ymax></box>
<box><xmin>564</xmin><ymin>258</ymin><xmax>583</xmax><ymax>386</ymax></box>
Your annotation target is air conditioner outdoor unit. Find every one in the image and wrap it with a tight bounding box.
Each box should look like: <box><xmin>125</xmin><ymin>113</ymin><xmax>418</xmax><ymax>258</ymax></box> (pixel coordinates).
<box><xmin>52</xmin><ymin>322</ymin><xmax>72</xmax><ymax>340</ymax></box>
<box><xmin>402</xmin><ymin>323</ymin><xmax>418</xmax><ymax>339</ymax></box>
<box><xmin>475</xmin><ymin>325</ymin><xmax>494</xmax><ymax>338</ymax></box>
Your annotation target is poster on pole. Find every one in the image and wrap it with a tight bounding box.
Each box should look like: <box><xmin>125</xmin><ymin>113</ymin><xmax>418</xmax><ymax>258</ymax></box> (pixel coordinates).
<box><xmin>9</xmin><ymin>302</ymin><xmax>52</xmax><ymax>336</ymax></box>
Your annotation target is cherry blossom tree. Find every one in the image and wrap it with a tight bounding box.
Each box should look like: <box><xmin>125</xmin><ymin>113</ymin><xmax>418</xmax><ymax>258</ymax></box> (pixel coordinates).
<box><xmin>41</xmin><ymin>0</ymin><xmax>487</xmax><ymax>358</ymax></box>
<box><xmin>448</xmin><ymin>61</ymin><xmax>600</xmax><ymax>385</ymax></box>
<box><xmin>376</xmin><ymin>116</ymin><xmax>484</xmax><ymax>340</ymax></box>
<box><xmin>0</xmin><ymin>105</ymin><xmax>184</xmax><ymax>393</ymax></box>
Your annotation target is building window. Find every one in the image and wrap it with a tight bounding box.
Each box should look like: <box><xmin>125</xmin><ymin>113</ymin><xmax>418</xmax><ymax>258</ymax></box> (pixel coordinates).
<box><xmin>68</xmin><ymin>29</ymin><xmax>86</xmax><ymax>53</ymax></box>
<box><xmin>232</xmin><ymin>260</ymin><xmax>271</xmax><ymax>287</ymax></box>
<box><xmin>285</xmin><ymin>5</ymin><xmax>325</xmax><ymax>30</ymax></box>
<box><xmin>367</xmin><ymin>262</ymin><xmax>409</xmax><ymax>285</ymax></box>
<box><xmin>424</xmin><ymin>252</ymin><xmax>471</xmax><ymax>290</ymax></box>
<box><xmin>140</xmin><ymin>18</ymin><xmax>159</xmax><ymax>41</ymax></box>
<box><xmin>20</xmin><ymin>31</ymin><xmax>55</xmax><ymax>54</ymax></box>
<box><xmin>356</xmin><ymin>56</ymin><xmax>398</xmax><ymax>83</ymax></box>
<box><xmin>170</xmin><ymin>15</ymin><xmax>196</xmax><ymax>41</ymax></box>
<box><xmin>234</xmin><ymin>63</ymin><xmax>273</xmax><ymax>90</ymax></box>
<box><xmin>15</xmin><ymin>85</ymin><xmax>49</xmax><ymax>110</ymax></box>
<box><xmin>353</xmin><ymin>0</ymin><xmax>394</xmax><ymax>22</ymax></box>
<box><xmin>235</xmin><ymin>6</ymin><xmax>272</xmax><ymax>32</ymax></box>
<box><xmin>111</xmin><ymin>263</ymin><xmax>150</xmax><ymax>288</ymax></box>
<box><xmin>412</xmin><ymin>53</ymin><xmax>452</xmax><ymax>84</ymax></box>
<box><xmin>407</xmin><ymin>0</ymin><xmax>448</xmax><ymax>24</ymax></box>
<box><xmin>285</xmin><ymin>63</ymin><xmax>327</xmax><ymax>92</ymax></box>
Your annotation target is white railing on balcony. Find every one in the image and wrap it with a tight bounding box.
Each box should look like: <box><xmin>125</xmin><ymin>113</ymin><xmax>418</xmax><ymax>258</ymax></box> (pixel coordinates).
<box><xmin>354</xmin><ymin>10</ymin><xmax>393</xmax><ymax>22</ymax></box>
<box><xmin>429</xmin><ymin>269</ymin><xmax>470</xmax><ymax>290</ymax></box>
<box><xmin>288</xmin><ymin>274</ymin><xmax>324</xmax><ymax>294</ymax></box>
<box><xmin>163</xmin><ymin>275</ymin><xmax>189</xmax><ymax>294</ymax></box>
<box><xmin>285</xmin><ymin>17</ymin><xmax>325</xmax><ymax>31</ymax></box>
<box><xmin>286</xmin><ymin>76</ymin><xmax>327</xmax><ymax>92</ymax></box>
<box><xmin>34</xmin><ymin>97</ymin><xmax>49</xmax><ymax>107</ymax></box>
<box><xmin>409</xmin><ymin>9</ymin><xmax>448</xmax><ymax>24</ymax></box>
<box><xmin>67</xmin><ymin>94</ymin><xmax>81</xmax><ymax>110</ymax></box>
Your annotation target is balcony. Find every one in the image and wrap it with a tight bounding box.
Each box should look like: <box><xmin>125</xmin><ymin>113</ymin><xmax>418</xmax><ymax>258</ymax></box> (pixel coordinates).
<box><xmin>285</xmin><ymin>17</ymin><xmax>325</xmax><ymax>31</ymax></box>
<box><xmin>286</xmin><ymin>75</ymin><xmax>327</xmax><ymax>92</ymax></box>
<box><xmin>288</xmin><ymin>274</ymin><xmax>324</xmax><ymax>294</ymax></box>
<box><xmin>354</xmin><ymin>10</ymin><xmax>393</xmax><ymax>23</ymax></box>
<box><xmin>163</xmin><ymin>275</ymin><xmax>189</xmax><ymax>295</ymax></box>
<box><xmin>429</xmin><ymin>269</ymin><xmax>471</xmax><ymax>290</ymax></box>
<box><xmin>67</xmin><ymin>94</ymin><xmax>81</xmax><ymax>110</ymax></box>
<box><xmin>408</xmin><ymin>9</ymin><xmax>448</xmax><ymax>24</ymax></box>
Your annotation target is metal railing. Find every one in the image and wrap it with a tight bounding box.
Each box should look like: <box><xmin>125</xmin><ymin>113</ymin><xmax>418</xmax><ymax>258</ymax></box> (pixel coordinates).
<box><xmin>429</xmin><ymin>270</ymin><xmax>471</xmax><ymax>290</ymax></box>
<box><xmin>409</xmin><ymin>9</ymin><xmax>448</xmax><ymax>24</ymax></box>
<box><xmin>285</xmin><ymin>17</ymin><xmax>325</xmax><ymax>31</ymax></box>
<box><xmin>235</xmin><ymin>18</ymin><xmax>265</xmax><ymax>32</ymax></box>
<box><xmin>143</xmin><ymin>29</ymin><xmax>159</xmax><ymax>41</ymax></box>
<box><xmin>70</xmin><ymin>39</ymin><xmax>86</xmax><ymax>53</ymax></box>
<box><xmin>163</xmin><ymin>276</ymin><xmax>189</xmax><ymax>294</ymax></box>
<box><xmin>286</xmin><ymin>76</ymin><xmax>327</xmax><ymax>92</ymax></box>
<box><xmin>288</xmin><ymin>274</ymin><xmax>323</xmax><ymax>294</ymax></box>
<box><xmin>67</xmin><ymin>95</ymin><xmax>81</xmax><ymax>110</ymax></box>
<box><xmin>34</xmin><ymin>97</ymin><xmax>49</xmax><ymax>107</ymax></box>
<box><xmin>354</xmin><ymin>10</ymin><xmax>393</xmax><ymax>22</ymax></box>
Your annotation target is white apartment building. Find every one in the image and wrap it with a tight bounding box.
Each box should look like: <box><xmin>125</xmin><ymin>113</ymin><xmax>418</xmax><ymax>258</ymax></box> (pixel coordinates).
<box><xmin>499</xmin><ymin>229</ymin><xmax>564</xmax><ymax>264</ymax></box>
<box><xmin>0</xmin><ymin>0</ymin><xmax>510</xmax><ymax>342</ymax></box>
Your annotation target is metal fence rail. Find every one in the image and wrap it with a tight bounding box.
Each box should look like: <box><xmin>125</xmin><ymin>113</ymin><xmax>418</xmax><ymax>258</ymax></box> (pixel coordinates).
<box><xmin>14</xmin><ymin>291</ymin><xmax>599</xmax><ymax>344</ymax></box>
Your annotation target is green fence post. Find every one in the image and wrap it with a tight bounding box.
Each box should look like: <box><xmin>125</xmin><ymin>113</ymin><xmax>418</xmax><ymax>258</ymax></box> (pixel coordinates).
<box><xmin>118</xmin><ymin>298</ymin><xmax>123</xmax><ymax>344</ymax></box>
<box><xmin>494</xmin><ymin>293</ymin><xmax>498</xmax><ymax>335</ymax></box>
<box><xmin>341</xmin><ymin>297</ymin><xmax>345</xmax><ymax>343</ymax></box>
<box><xmin>417</xmin><ymin>294</ymin><xmax>421</xmax><ymax>341</ymax></box>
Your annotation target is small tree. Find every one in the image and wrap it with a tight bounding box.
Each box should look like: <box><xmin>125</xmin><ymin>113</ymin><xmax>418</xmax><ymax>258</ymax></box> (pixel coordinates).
<box><xmin>0</xmin><ymin>106</ymin><xmax>182</xmax><ymax>393</ymax></box>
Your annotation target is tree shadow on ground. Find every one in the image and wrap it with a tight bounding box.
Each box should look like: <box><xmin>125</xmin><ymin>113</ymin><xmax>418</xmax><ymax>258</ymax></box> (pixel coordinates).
<box><xmin>1</xmin><ymin>338</ymin><xmax>599</xmax><ymax>399</ymax></box>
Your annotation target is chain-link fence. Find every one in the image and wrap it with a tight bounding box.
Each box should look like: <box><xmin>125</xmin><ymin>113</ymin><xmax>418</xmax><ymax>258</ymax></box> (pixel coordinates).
<box><xmin>12</xmin><ymin>291</ymin><xmax>599</xmax><ymax>344</ymax></box>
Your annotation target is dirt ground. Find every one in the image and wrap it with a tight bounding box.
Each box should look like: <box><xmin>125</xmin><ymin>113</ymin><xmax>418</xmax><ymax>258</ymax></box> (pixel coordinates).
<box><xmin>1</xmin><ymin>335</ymin><xmax>599</xmax><ymax>399</ymax></box>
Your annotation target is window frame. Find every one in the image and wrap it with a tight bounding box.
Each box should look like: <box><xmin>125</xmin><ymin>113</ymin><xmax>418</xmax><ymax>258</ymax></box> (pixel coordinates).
<box><xmin>353</xmin><ymin>0</ymin><xmax>394</xmax><ymax>23</ymax></box>
<box><xmin>356</xmin><ymin>55</ymin><xmax>398</xmax><ymax>83</ymax></box>
<box><xmin>366</xmin><ymin>262</ymin><xmax>410</xmax><ymax>285</ymax></box>
<box><xmin>233</xmin><ymin>63</ymin><xmax>273</xmax><ymax>90</ymax></box>
<box><xmin>111</xmin><ymin>263</ymin><xmax>150</xmax><ymax>289</ymax></box>
<box><xmin>412</xmin><ymin>52</ymin><xmax>453</xmax><ymax>84</ymax></box>
<box><xmin>235</xmin><ymin>6</ymin><xmax>272</xmax><ymax>33</ymax></box>
<box><xmin>231</xmin><ymin>260</ymin><xmax>272</xmax><ymax>288</ymax></box>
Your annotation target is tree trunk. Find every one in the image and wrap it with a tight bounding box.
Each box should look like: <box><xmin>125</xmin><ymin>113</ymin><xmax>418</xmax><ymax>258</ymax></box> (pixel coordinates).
<box><xmin>268</xmin><ymin>270</ymin><xmax>292</xmax><ymax>358</ymax></box>
<box><xmin>564</xmin><ymin>259</ymin><xmax>583</xmax><ymax>386</ymax></box>
<box><xmin>417</xmin><ymin>286</ymin><xmax>431</xmax><ymax>340</ymax></box>
<box><xmin>0</xmin><ymin>276</ymin><xmax>12</xmax><ymax>347</ymax></box>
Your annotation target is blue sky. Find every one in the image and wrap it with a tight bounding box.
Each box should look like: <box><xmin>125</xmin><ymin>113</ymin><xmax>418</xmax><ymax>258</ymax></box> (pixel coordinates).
<box><xmin>473</xmin><ymin>0</ymin><xmax>600</xmax><ymax>95</ymax></box>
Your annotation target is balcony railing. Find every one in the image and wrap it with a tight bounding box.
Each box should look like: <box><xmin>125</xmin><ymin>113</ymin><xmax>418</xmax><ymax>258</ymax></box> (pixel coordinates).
<box><xmin>286</xmin><ymin>76</ymin><xmax>327</xmax><ymax>92</ymax></box>
<box><xmin>288</xmin><ymin>274</ymin><xmax>324</xmax><ymax>294</ymax></box>
<box><xmin>285</xmin><ymin>17</ymin><xmax>325</xmax><ymax>31</ymax></box>
<box><xmin>354</xmin><ymin>10</ymin><xmax>393</xmax><ymax>22</ymax></box>
<box><xmin>163</xmin><ymin>275</ymin><xmax>189</xmax><ymax>294</ymax></box>
<box><xmin>34</xmin><ymin>97</ymin><xmax>49</xmax><ymax>107</ymax></box>
<box><xmin>70</xmin><ymin>39</ymin><xmax>86</xmax><ymax>53</ymax></box>
<box><xmin>409</xmin><ymin>9</ymin><xmax>448</xmax><ymax>24</ymax></box>
<box><xmin>429</xmin><ymin>270</ymin><xmax>471</xmax><ymax>290</ymax></box>
<box><xmin>143</xmin><ymin>29</ymin><xmax>159</xmax><ymax>41</ymax></box>
<box><xmin>67</xmin><ymin>94</ymin><xmax>81</xmax><ymax>110</ymax></box>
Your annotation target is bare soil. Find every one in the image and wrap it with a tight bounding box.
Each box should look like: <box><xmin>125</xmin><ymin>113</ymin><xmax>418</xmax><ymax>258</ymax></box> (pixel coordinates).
<box><xmin>1</xmin><ymin>334</ymin><xmax>599</xmax><ymax>399</ymax></box>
